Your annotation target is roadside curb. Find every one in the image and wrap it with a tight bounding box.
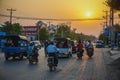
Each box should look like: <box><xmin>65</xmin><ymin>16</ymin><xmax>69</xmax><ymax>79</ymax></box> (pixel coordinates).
<box><xmin>109</xmin><ymin>50</ymin><xmax>120</xmax><ymax>60</ymax></box>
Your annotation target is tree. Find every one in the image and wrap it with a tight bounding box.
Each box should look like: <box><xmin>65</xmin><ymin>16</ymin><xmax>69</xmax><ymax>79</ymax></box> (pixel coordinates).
<box><xmin>106</xmin><ymin>0</ymin><xmax>120</xmax><ymax>10</ymax></box>
<box><xmin>114</xmin><ymin>24</ymin><xmax>120</xmax><ymax>32</ymax></box>
<box><xmin>114</xmin><ymin>24</ymin><xmax>120</xmax><ymax>44</ymax></box>
<box><xmin>55</xmin><ymin>23</ymin><xmax>77</xmax><ymax>40</ymax></box>
<box><xmin>56</xmin><ymin>24</ymin><xmax>71</xmax><ymax>38</ymax></box>
<box><xmin>1</xmin><ymin>21</ymin><xmax>12</xmax><ymax>34</ymax></box>
<box><xmin>36</xmin><ymin>27</ymin><xmax>50</xmax><ymax>40</ymax></box>
<box><xmin>1</xmin><ymin>21</ymin><xmax>23</xmax><ymax>35</ymax></box>
<box><xmin>98</xmin><ymin>33</ymin><xmax>107</xmax><ymax>43</ymax></box>
<box><xmin>77</xmin><ymin>33</ymin><xmax>96</xmax><ymax>42</ymax></box>
<box><xmin>12</xmin><ymin>23</ymin><xmax>23</xmax><ymax>34</ymax></box>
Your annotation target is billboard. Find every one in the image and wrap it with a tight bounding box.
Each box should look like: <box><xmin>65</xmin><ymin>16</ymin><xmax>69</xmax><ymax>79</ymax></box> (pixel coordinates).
<box><xmin>22</xmin><ymin>26</ymin><xmax>41</xmax><ymax>35</ymax></box>
<box><xmin>104</xmin><ymin>27</ymin><xmax>110</xmax><ymax>36</ymax></box>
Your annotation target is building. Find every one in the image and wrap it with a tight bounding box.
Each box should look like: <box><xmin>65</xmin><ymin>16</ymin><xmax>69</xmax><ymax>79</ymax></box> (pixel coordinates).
<box><xmin>22</xmin><ymin>21</ymin><xmax>48</xmax><ymax>41</ymax></box>
<box><xmin>36</xmin><ymin>21</ymin><xmax>47</xmax><ymax>28</ymax></box>
<box><xmin>22</xmin><ymin>21</ymin><xmax>57</xmax><ymax>41</ymax></box>
<box><xmin>22</xmin><ymin>26</ymin><xmax>41</xmax><ymax>41</ymax></box>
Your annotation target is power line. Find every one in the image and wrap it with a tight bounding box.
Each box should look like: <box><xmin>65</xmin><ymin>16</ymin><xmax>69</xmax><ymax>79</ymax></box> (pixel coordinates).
<box><xmin>0</xmin><ymin>14</ymin><xmax>104</xmax><ymax>21</ymax></box>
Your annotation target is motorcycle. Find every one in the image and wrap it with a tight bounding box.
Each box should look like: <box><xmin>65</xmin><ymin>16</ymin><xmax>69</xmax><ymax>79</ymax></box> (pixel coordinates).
<box><xmin>28</xmin><ymin>47</ymin><xmax>39</xmax><ymax>64</ymax></box>
<box><xmin>28</xmin><ymin>54</ymin><xmax>38</xmax><ymax>64</ymax></box>
<box><xmin>76</xmin><ymin>49</ymin><xmax>84</xmax><ymax>59</ymax></box>
<box><xmin>87</xmin><ymin>48</ymin><xmax>94</xmax><ymax>58</ymax></box>
<box><xmin>47</xmin><ymin>53</ymin><xmax>57</xmax><ymax>72</ymax></box>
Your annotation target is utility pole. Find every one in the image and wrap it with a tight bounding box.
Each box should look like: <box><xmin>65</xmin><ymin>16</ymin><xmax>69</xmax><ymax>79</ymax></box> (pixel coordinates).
<box><xmin>7</xmin><ymin>8</ymin><xmax>16</xmax><ymax>24</ymax></box>
<box><xmin>103</xmin><ymin>11</ymin><xmax>108</xmax><ymax>27</ymax></box>
<box><xmin>110</xmin><ymin>8</ymin><xmax>115</xmax><ymax>49</ymax></box>
<box><xmin>103</xmin><ymin>10</ymin><xmax>109</xmax><ymax>45</ymax></box>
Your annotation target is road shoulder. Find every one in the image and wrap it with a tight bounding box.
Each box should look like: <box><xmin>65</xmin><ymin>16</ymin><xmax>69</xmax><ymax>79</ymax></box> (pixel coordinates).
<box><xmin>103</xmin><ymin>49</ymin><xmax>120</xmax><ymax>80</ymax></box>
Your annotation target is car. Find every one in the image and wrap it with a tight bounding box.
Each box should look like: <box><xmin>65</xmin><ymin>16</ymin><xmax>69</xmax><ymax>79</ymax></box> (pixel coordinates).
<box><xmin>95</xmin><ymin>40</ymin><xmax>104</xmax><ymax>48</ymax></box>
<box><xmin>30</xmin><ymin>40</ymin><xmax>41</xmax><ymax>49</ymax></box>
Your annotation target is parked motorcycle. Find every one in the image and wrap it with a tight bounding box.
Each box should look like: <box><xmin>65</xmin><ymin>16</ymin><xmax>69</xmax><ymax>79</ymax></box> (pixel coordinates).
<box><xmin>87</xmin><ymin>48</ymin><xmax>94</xmax><ymax>58</ymax></box>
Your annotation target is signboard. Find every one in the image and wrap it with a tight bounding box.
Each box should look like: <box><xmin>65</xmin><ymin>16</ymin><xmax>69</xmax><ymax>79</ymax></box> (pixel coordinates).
<box><xmin>104</xmin><ymin>27</ymin><xmax>110</xmax><ymax>36</ymax></box>
<box><xmin>22</xmin><ymin>26</ymin><xmax>41</xmax><ymax>35</ymax></box>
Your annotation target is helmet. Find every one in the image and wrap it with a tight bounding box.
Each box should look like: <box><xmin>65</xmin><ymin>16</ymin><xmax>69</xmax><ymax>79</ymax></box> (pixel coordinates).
<box><xmin>88</xmin><ymin>40</ymin><xmax>91</xmax><ymax>43</ymax></box>
<box><xmin>30</xmin><ymin>42</ymin><xmax>34</xmax><ymax>46</ymax></box>
<box><xmin>50</xmin><ymin>40</ymin><xmax>54</xmax><ymax>45</ymax></box>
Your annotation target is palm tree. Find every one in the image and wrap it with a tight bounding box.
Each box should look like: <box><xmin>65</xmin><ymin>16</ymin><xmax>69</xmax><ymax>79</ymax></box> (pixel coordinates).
<box><xmin>106</xmin><ymin>0</ymin><xmax>120</xmax><ymax>10</ymax></box>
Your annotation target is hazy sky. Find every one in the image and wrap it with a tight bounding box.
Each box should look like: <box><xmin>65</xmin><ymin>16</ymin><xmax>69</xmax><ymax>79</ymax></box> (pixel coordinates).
<box><xmin>0</xmin><ymin>0</ymin><xmax>109</xmax><ymax>37</ymax></box>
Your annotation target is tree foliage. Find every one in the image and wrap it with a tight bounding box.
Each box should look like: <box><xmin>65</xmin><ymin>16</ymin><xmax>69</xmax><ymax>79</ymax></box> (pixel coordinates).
<box><xmin>55</xmin><ymin>23</ymin><xmax>96</xmax><ymax>41</ymax></box>
<box><xmin>36</xmin><ymin>27</ymin><xmax>50</xmax><ymax>40</ymax></box>
<box><xmin>106</xmin><ymin>0</ymin><xmax>120</xmax><ymax>10</ymax></box>
<box><xmin>114</xmin><ymin>24</ymin><xmax>120</xmax><ymax>32</ymax></box>
<box><xmin>1</xmin><ymin>21</ymin><xmax>22</xmax><ymax>35</ymax></box>
<box><xmin>98</xmin><ymin>33</ymin><xmax>107</xmax><ymax>42</ymax></box>
<box><xmin>56</xmin><ymin>24</ymin><xmax>71</xmax><ymax>38</ymax></box>
<box><xmin>55</xmin><ymin>23</ymin><xmax>78</xmax><ymax>40</ymax></box>
<box><xmin>77</xmin><ymin>33</ymin><xmax>96</xmax><ymax>41</ymax></box>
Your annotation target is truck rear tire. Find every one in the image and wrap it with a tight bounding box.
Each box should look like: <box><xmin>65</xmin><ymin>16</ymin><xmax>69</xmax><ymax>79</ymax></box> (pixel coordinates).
<box><xmin>19</xmin><ymin>54</ymin><xmax>23</xmax><ymax>60</ymax></box>
<box><xmin>4</xmin><ymin>53</ymin><xmax>9</xmax><ymax>60</ymax></box>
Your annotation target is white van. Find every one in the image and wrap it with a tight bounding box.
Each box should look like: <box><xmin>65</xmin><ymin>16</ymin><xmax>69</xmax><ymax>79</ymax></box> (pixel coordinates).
<box><xmin>54</xmin><ymin>37</ymin><xmax>72</xmax><ymax>58</ymax></box>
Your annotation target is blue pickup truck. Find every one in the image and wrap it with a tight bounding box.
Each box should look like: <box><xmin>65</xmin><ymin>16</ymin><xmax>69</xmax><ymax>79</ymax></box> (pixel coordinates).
<box><xmin>2</xmin><ymin>35</ymin><xmax>29</xmax><ymax>60</ymax></box>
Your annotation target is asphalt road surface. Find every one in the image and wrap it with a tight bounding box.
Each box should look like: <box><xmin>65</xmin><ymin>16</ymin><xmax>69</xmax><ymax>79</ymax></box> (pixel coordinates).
<box><xmin>0</xmin><ymin>47</ymin><xmax>118</xmax><ymax>80</ymax></box>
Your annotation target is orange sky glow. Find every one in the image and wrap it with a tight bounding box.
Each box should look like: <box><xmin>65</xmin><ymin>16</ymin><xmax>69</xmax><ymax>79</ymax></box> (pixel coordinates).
<box><xmin>0</xmin><ymin>0</ymin><xmax>110</xmax><ymax>37</ymax></box>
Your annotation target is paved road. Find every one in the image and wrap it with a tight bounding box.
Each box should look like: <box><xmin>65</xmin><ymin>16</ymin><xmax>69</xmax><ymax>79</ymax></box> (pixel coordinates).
<box><xmin>0</xmin><ymin>47</ymin><xmax>118</xmax><ymax>80</ymax></box>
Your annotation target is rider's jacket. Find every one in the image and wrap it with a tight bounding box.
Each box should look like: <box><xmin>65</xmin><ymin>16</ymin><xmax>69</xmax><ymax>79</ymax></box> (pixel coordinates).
<box><xmin>46</xmin><ymin>44</ymin><xmax>58</xmax><ymax>53</ymax></box>
<box><xmin>87</xmin><ymin>43</ymin><xmax>93</xmax><ymax>48</ymax></box>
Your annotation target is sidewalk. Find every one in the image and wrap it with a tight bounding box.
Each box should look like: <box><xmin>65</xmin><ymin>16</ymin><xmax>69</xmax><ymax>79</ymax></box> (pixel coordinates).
<box><xmin>109</xmin><ymin>47</ymin><xmax>120</xmax><ymax>60</ymax></box>
<box><xmin>108</xmin><ymin>49</ymin><xmax>120</xmax><ymax>80</ymax></box>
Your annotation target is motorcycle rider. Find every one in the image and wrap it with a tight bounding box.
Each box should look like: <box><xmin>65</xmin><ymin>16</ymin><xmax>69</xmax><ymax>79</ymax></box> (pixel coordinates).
<box><xmin>76</xmin><ymin>40</ymin><xmax>84</xmax><ymax>56</ymax></box>
<box><xmin>83</xmin><ymin>40</ymin><xmax>89</xmax><ymax>51</ymax></box>
<box><xmin>86</xmin><ymin>40</ymin><xmax>94</xmax><ymax>58</ymax></box>
<box><xmin>27</xmin><ymin>42</ymin><xmax>39</xmax><ymax>63</ymax></box>
<box><xmin>28</xmin><ymin>42</ymin><xmax>35</xmax><ymax>55</ymax></box>
<box><xmin>87</xmin><ymin>40</ymin><xmax>94</xmax><ymax>52</ymax></box>
<box><xmin>46</xmin><ymin>41</ymin><xmax>58</xmax><ymax>66</ymax></box>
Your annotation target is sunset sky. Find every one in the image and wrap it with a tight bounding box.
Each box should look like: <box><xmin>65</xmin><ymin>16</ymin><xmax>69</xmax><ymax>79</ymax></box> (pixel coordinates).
<box><xmin>0</xmin><ymin>0</ymin><xmax>112</xmax><ymax>37</ymax></box>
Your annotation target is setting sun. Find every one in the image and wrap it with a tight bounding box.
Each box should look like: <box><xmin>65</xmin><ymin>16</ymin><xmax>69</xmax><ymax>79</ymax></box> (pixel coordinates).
<box><xmin>86</xmin><ymin>11</ymin><xmax>92</xmax><ymax>17</ymax></box>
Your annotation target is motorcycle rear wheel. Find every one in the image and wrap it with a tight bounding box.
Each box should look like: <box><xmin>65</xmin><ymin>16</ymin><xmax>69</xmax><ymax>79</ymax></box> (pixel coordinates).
<box><xmin>49</xmin><ymin>66</ymin><xmax>53</xmax><ymax>72</ymax></box>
